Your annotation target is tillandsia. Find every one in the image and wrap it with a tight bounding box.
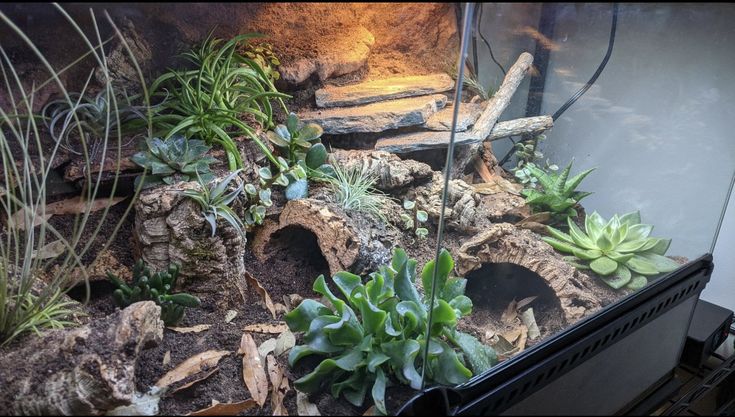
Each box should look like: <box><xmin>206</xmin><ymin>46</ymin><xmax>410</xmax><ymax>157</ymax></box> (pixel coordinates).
<box><xmin>285</xmin><ymin>248</ymin><xmax>497</xmax><ymax>415</ymax></box>
<box><xmin>543</xmin><ymin>211</ymin><xmax>681</xmax><ymax>290</ymax></box>
<box><xmin>183</xmin><ymin>170</ymin><xmax>247</xmax><ymax>239</ymax></box>
<box><xmin>107</xmin><ymin>260</ymin><xmax>200</xmax><ymax>326</ymax></box>
<box><xmin>325</xmin><ymin>163</ymin><xmax>387</xmax><ymax>221</ymax></box>
<box><xmin>401</xmin><ymin>200</ymin><xmax>429</xmax><ymax>240</ymax></box>
<box><xmin>150</xmin><ymin>32</ymin><xmax>290</xmax><ymax>171</ymax></box>
<box><xmin>130</xmin><ymin>134</ymin><xmax>218</xmax><ymax>189</ymax></box>
<box><xmin>521</xmin><ymin>159</ymin><xmax>595</xmax><ymax>221</ymax></box>
<box><xmin>266</xmin><ymin>112</ymin><xmax>333</xmax><ymax>200</ymax></box>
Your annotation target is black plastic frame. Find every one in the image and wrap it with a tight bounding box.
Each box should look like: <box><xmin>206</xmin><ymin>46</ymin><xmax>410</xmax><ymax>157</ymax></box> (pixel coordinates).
<box><xmin>397</xmin><ymin>254</ymin><xmax>714</xmax><ymax>415</ymax></box>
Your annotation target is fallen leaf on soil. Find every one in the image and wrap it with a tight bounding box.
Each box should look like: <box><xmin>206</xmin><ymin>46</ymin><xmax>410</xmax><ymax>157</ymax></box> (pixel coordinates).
<box><xmin>155</xmin><ymin>350</ymin><xmax>230</xmax><ymax>389</ymax></box>
<box><xmin>517</xmin><ymin>212</ymin><xmax>552</xmax><ymax>225</ymax></box>
<box><xmin>163</xmin><ymin>351</ymin><xmax>171</xmax><ymax>367</ymax></box>
<box><xmin>501</xmin><ymin>328</ymin><xmax>522</xmax><ymax>345</ymax></box>
<box><xmin>31</xmin><ymin>240</ymin><xmax>66</xmax><ymax>260</ymax></box>
<box><xmin>11</xmin><ymin>196</ymin><xmax>126</xmax><ymax>229</ymax></box>
<box><xmin>516</xmin><ymin>296</ymin><xmax>538</xmax><ymax>311</ymax></box>
<box><xmin>501</xmin><ymin>300</ymin><xmax>519</xmax><ymax>324</ymax></box>
<box><xmin>168</xmin><ymin>324</ymin><xmax>212</xmax><ymax>333</ymax></box>
<box><xmin>187</xmin><ymin>399</ymin><xmax>258</xmax><ymax>416</ymax></box>
<box><xmin>107</xmin><ymin>386</ymin><xmax>164</xmax><ymax>416</ymax></box>
<box><xmin>296</xmin><ymin>391</ymin><xmax>320</xmax><ymax>416</ymax></box>
<box><xmin>520</xmin><ymin>308</ymin><xmax>541</xmax><ymax>340</ymax></box>
<box><xmin>274</xmin><ymin>330</ymin><xmax>296</xmax><ymax>357</ymax></box>
<box><xmin>258</xmin><ymin>338</ymin><xmax>278</xmax><ymax>361</ymax></box>
<box><xmin>274</xmin><ymin>303</ymin><xmax>289</xmax><ymax>316</ymax></box>
<box><xmin>239</xmin><ymin>333</ymin><xmax>269</xmax><ymax>407</ymax></box>
<box><xmin>225</xmin><ymin>310</ymin><xmax>238</xmax><ymax>323</ymax></box>
<box><xmin>267</xmin><ymin>355</ymin><xmax>290</xmax><ymax>416</ymax></box>
<box><xmin>493</xmin><ymin>335</ymin><xmax>520</xmax><ymax>361</ymax></box>
<box><xmin>517</xmin><ymin>324</ymin><xmax>529</xmax><ymax>352</ymax></box>
<box><xmin>245</xmin><ymin>271</ymin><xmax>277</xmax><ymax>319</ymax></box>
<box><xmin>171</xmin><ymin>367</ymin><xmax>220</xmax><ymax>393</ymax></box>
<box><xmin>243</xmin><ymin>322</ymin><xmax>289</xmax><ymax>334</ymax></box>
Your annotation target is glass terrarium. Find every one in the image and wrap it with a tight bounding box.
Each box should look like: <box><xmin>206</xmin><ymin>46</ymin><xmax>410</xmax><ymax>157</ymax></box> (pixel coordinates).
<box><xmin>0</xmin><ymin>3</ymin><xmax>732</xmax><ymax>416</ymax></box>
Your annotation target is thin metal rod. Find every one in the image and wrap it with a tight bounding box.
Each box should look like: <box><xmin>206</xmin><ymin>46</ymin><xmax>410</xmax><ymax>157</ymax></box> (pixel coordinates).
<box><xmin>420</xmin><ymin>1</ymin><xmax>475</xmax><ymax>391</ymax></box>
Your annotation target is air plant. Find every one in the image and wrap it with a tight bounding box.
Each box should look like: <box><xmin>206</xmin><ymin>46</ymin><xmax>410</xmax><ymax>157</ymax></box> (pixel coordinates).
<box><xmin>150</xmin><ymin>32</ymin><xmax>290</xmax><ymax>171</ymax></box>
<box><xmin>183</xmin><ymin>170</ymin><xmax>247</xmax><ymax>239</ymax></box>
<box><xmin>543</xmin><ymin>211</ymin><xmax>680</xmax><ymax>290</ymax></box>
<box><xmin>285</xmin><ymin>248</ymin><xmax>496</xmax><ymax>414</ymax></box>
<box><xmin>130</xmin><ymin>134</ymin><xmax>218</xmax><ymax>188</ymax></box>
<box><xmin>325</xmin><ymin>162</ymin><xmax>387</xmax><ymax>221</ymax></box>
<box><xmin>0</xmin><ymin>6</ymin><xmax>152</xmax><ymax>345</ymax></box>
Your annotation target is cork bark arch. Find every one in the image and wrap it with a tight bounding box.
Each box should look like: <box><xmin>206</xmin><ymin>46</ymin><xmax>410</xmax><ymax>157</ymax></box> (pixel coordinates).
<box><xmin>251</xmin><ymin>199</ymin><xmax>361</xmax><ymax>276</ymax></box>
<box><xmin>456</xmin><ymin>223</ymin><xmax>604</xmax><ymax>323</ymax></box>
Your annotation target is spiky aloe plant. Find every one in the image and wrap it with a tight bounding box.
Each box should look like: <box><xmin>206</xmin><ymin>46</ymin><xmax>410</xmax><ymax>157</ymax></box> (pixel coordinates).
<box><xmin>521</xmin><ymin>160</ymin><xmax>595</xmax><ymax>220</ymax></box>
<box><xmin>543</xmin><ymin>211</ymin><xmax>680</xmax><ymax>290</ymax></box>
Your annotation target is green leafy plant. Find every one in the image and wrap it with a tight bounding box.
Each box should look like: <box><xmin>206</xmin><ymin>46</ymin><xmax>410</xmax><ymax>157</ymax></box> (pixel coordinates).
<box><xmin>106</xmin><ymin>260</ymin><xmax>200</xmax><ymax>326</ymax></box>
<box><xmin>150</xmin><ymin>32</ymin><xmax>290</xmax><ymax>170</ymax></box>
<box><xmin>183</xmin><ymin>170</ymin><xmax>246</xmax><ymax>238</ymax></box>
<box><xmin>242</xmin><ymin>41</ymin><xmax>281</xmax><ymax>83</ymax></box>
<box><xmin>543</xmin><ymin>212</ymin><xmax>681</xmax><ymax>290</ymax></box>
<box><xmin>130</xmin><ymin>134</ymin><xmax>217</xmax><ymax>188</ymax></box>
<box><xmin>285</xmin><ymin>248</ymin><xmax>497</xmax><ymax>414</ymax></box>
<box><xmin>325</xmin><ymin>163</ymin><xmax>387</xmax><ymax>221</ymax></box>
<box><xmin>42</xmin><ymin>87</ymin><xmax>149</xmax><ymax>155</ymax></box>
<box><xmin>511</xmin><ymin>134</ymin><xmax>557</xmax><ymax>186</ymax></box>
<box><xmin>0</xmin><ymin>5</ymin><xmax>152</xmax><ymax>346</ymax></box>
<box><xmin>401</xmin><ymin>200</ymin><xmax>429</xmax><ymax>240</ymax></box>
<box><xmin>521</xmin><ymin>160</ymin><xmax>595</xmax><ymax>220</ymax></box>
<box><xmin>265</xmin><ymin>112</ymin><xmax>333</xmax><ymax>200</ymax></box>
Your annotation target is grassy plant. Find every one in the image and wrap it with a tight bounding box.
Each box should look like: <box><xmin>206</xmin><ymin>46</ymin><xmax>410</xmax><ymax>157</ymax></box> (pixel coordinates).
<box><xmin>325</xmin><ymin>162</ymin><xmax>387</xmax><ymax>221</ymax></box>
<box><xmin>183</xmin><ymin>170</ymin><xmax>247</xmax><ymax>238</ymax></box>
<box><xmin>0</xmin><ymin>5</ymin><xmax>153</xmax><ymax>345</ymax></box>
<box><xmin>285</xmin><ymin>248</ymin><xmax>496</xmax><ymax>414</ymax></box>
<box><xmin>150</xmin><ymin>32</ymin><xmax>290</xmax><ymax>171</ymax></box>
<box><xmin>544</xmin><ymin>211</ymin><xmax>680</xmax><ymax>290</ymax></box>
<box><xmin>107</xmin><ymin>260</ymin><xmax>200</xmax><ymax>326</ymax></box>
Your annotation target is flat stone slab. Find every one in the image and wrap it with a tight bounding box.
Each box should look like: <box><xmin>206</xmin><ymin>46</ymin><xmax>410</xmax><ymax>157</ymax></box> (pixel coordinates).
<box><xmin>300</xmin><ymin>94</ymin><xmax>447</xmax><ymax>135</ymax></box>
<box><xmin>424</xmin><ymin>102</ymin><xmax>485</xmax><ymax>132</ymax></box>
<box><xmin>314</xmin><ymin>73</ymin><xmax>453</xmax><ymax>108</ymax></box>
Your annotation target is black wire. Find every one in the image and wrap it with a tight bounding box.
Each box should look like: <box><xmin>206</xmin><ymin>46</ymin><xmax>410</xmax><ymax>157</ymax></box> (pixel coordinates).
<box><xmin>551</xmin><ymin>3</ymin><xmax>618</xmax><ymax>120</ymax></box>
<box><xmin>477</xmin><ymin>4</ymin><xmax>507</xmax><ymax>76</ymax></box>
<box><xmin>499</xmin><ymin>2</ymin><xmax>619</xmax><ymax>168</ymax></box>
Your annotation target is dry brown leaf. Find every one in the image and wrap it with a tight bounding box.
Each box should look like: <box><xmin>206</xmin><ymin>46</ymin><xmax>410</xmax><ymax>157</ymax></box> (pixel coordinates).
<box><xmin>168</xmin><ymin>324</ymin><xmax>212</xmax><ymax>333</ymax></box>
<box><xmin>267</xmin><ymin>355</ymin><xmax>290</xmax><ymax>416</ymax></box>
<box><xmin>155</xmin><ymin>350</ymin><xmax>230</xmax><ymax>389</ymax></box>
<box><xmin>239</xmin><ymin>333</ymin><xmax>269</xmax><ymax>407</ymax></box>
<box><xmin>501</xmin><ymin>328</ymin><xmax>522</xmax><ymax>345</ymax></box>
<box><xmin>274</xmin><ymin>303</ymin><xmax>289</xmax><ymax>316</ymax></box>
<box><xmin>274</xmin><ymin>330</ymin><xmax>296</xmax><ymax>357</ymax></box>
<box><xmin>245</xmin><ymin>271</ymin><xmax>276</xmax><ymax>319</ymax></box>
<box><xmin>517</xmin><ymin>325</ymin><xmax>529</xmax><ymax>352</ymax></box>
<box><xmin>519</xmin><ymin>212</ymin><xmax>552</xmax><ymax>224</ymax></box>
<box><xmin>258</xmin><ymin>338</ymin><xmax>278</xmax><ymax>361</ymax></box>
<box><xmin>162</xmin><ymin>351</ymin><xmax>171</xmax><ymax>367</ymax></box>
<box><xmin>187</xmin><ymin>399</ymin><xmax>258</xmax><ymax>416</ymax></box>
<box><xmin>171</xmin><ymin>367</ymin><xmax>219</xmax><ymax>393</ymax></box>
<box><xmin>296</xmin><ymin>391</ymin><xmax>320</xmax><ymax>416</ymax></box>
<box><xmin>474</xmin><ymin>158</ymin><xmax>495</xmax><ymax>183</ymax></box>
<box><xmin>243</xmin><ymin>322</ymin><xmax>289</xmax><ymax>334</ymax></box>
<box><xmin>520</xmin><ymin>308</ymin><xmax>541</xmax><ymax>340</ymax></box>
<box><xmin>31</xmin><ymin>240</ymin><xmax>66</xmax><ymax>259</ymax></box>
<box><xmin>225</xmin><ymin>310</ymin><xmax>238</xmax><ymax>323</ymax></box>
<box><xmin>516</xmin><ymin>296</ymin><xmax>538</xmax><ymax>311</ymax></box>
<box><xmin>11</xmin><ymin>196</ymin><xmax>126</xmax><ymax>229</ymax></box>
<box><xmin>501</xmin><ymin>299</ymin><xmax>519</xmax><ymax>324</ymax></box>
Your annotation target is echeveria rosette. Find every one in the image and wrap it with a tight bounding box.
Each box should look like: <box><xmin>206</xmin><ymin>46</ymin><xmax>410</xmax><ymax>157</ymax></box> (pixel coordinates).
<box><xmin>543</xmin><ymin>211</ymin><xmax>681</xmax><ymax>290</ymax></box>
<box><xmin>521</xmin><ymin>160</ymin><xmax>595</xmax><ymax>220</ymax></box>
<box><xmin>131</xmin><ymin>134</ymin><xmax>218</xmax><ymax>189</ymax></box>
<box><xmin>284</xmin><ymin>248</ymin><xmax>497</xmax><ymax>415</ymax></box>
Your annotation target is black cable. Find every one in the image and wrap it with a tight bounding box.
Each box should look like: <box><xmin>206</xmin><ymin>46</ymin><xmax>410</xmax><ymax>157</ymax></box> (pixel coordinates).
<box><xmin>500</xmin><ymin>3</ymin><xmax>619</xmax><ymax>168</ymax></box>
<box><xmin>477</xmin><ymin>4</ymin><xmax>507</xmax><ymax>76</ymax></box>
<box><xmin>551</xmin><ymin>3</ymin><xmax>618</xmax><ymax>120</ymax></box>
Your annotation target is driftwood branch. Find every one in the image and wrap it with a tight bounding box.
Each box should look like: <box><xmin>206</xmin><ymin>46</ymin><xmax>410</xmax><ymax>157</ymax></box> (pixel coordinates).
<box><xmin>451</xmin><ymin>52</ymin><xmax>535</xmax><ymax>178</ymax></box>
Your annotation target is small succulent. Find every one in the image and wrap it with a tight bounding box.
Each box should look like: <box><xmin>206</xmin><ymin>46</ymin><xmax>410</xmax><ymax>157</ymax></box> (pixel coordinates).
<box><xmin>521</xmin><ymin>160</ymin><xmax>595</xmax><ymax>220</ymax></box>
<box><xmin>266</xmin><ymin>113</ymin><xmax>333</xmax><ymax>184</ymax></box>
<box><xmin>183</xmin><ymin>170</ymin><xmax>247</xmax><ymax>239</ymax></box>
<box><xmin>511</xmin><ymin>134</ymin><xmax>557</xmax><ymax>186</ymax></box>
<box><xmin>131</xmin><ymin>135</ymin><xmax>218</xmax><ymax>189</ymax></box>
<box><xmin>285</xmin><ymin>248</ymin><xmax>496</xmax><ymax>415</ymax></box>
<box><xmin>325</xmin><ymin>163</ymin><xmax>387</xmax><ymax>221</ymax></box>
<box><xmin>107</xmin><ymin>260</ymin><xmax>200</xmax><ymax>326</ymax></box>
<box><xmin>401</xmin><ymin>200</ymin><xmax>429</xmax><ymax>240</ymax></box>
<box><xmin>543</xmin><ymin>211</ymin><xmax>680</xmax><ymax>290</ymax></box>
<box><xmin>242</xmin><ymin>42</ymin><xmax>281</xmax><ymax>82</ymax></box>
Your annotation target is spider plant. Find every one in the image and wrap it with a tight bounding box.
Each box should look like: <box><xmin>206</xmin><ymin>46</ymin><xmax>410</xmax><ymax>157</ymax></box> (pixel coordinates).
<box><xmin>150</xmin><ymin>32</ymin><xmax>290</xmax><ymax>171</ymax></box>
<box><xmin>0</xmin><ymin>5</ymin><xmax>153</xmax><ymax>345</ymax></box>
<box><xmin>325</xmin><ymin>162</ymin><xmax>387</xmax><ymax>221</ymax></box>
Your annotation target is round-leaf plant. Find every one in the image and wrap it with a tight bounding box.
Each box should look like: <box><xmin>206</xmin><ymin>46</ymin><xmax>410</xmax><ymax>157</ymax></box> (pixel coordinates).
<box><xmin>285</xmin><ymin>248</ymin><xmax>497</xmax><ymax>414</ymax></box>
<box><xmin>543</xmin><ymin>211</ymin><xmax>680</xmax><ymax>290</ymax></box>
